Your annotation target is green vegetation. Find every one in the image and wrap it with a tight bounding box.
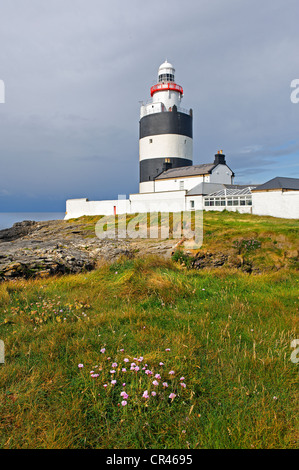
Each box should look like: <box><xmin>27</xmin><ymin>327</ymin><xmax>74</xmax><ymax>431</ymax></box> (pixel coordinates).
<box><xmin>0</xmin><ymin>212</ymin><xmax>298</xmax><ymax>449</ymax></box>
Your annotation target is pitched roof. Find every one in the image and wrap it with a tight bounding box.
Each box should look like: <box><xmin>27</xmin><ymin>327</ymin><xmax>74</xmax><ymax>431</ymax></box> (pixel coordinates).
<box><xmin>251</xmin><ymin>177</ymin><xmax>299</xmax><ymax>191</ymax></box>
<box><xmin>155</xmin><ymin>164</ymin><xmax>216</xmax><ymax>180</ymax></box>
<box><xmin>187</xmin><ymin>182</ymin><xmax>224</xmax><ymax>196</ymax></box>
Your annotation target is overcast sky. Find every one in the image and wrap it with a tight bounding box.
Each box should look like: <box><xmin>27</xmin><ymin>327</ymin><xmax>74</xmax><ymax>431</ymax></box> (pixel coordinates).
<box><xmin>0</xmin><ymin>0</ymin><xmax>298</xmax><ymax>211</ymax></box>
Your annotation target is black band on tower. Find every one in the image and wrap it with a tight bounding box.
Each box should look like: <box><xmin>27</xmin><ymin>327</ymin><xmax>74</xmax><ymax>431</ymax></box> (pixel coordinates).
<box><xmin>140</xmin><ymin>157</ymin><xmax>192</xmax><ymax>183</ymax></box>
<box><xmin>140</xmin><ymin>111</ymin><xmax>192</xmax><ymax>139</ymax></box>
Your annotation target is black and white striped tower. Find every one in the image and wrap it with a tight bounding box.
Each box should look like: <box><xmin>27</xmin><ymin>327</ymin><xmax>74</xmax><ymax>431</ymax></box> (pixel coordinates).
<box><xmin>139</xmin><ymin>60</ymin><xmax>193</xmax><ymax>193</ymax></box>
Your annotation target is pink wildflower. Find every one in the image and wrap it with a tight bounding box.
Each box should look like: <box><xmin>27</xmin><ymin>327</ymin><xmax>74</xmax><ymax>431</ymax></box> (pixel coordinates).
<box><xmin>100</xmin><ymin>348</ymin><xmax>105</xmax><ymax>354</ymax></box>
<box><xmin>111</xmin><ymin>380</ymin><xmax>116</xmax><ymax>385</ymax></box>
<box><xmin>180</xmin><ymin>383</ymin><xmax>186</xmax><ymax>388</ymax></box>
<box><xmin>122</xmin><ymin>368</ymin><xmax>127</xmax><ymax>372</ymax></box>
<box><xmin>155</xmin><ymin>374</ymin><xmax>161</xmax><ymax>380</ymax></box>
<box><xmin>124</xmin><ymin>358</ymin><xmax>129</xmax><ymax>363</ymax></box>
<box><xmin>165</xmin><ymin>348</ymin><xmax>170</xmax><ymax>352</ymax></box>
<box><xmin>152</xmin><ymin>380</ymin><xmax>159</xmax><ymax>386</ymax></box>
<box><xmin>159</xmin><ymin>362</ymin><xmax>164</xmax><ymax>366</ymax></box>
<box><xmin>112</xmin><ymin>362</ymin><xmax>118</xmax><ymax>368</ymax></box>
<box><xmin>142</xmin><ymin>391</ymin><xmax>149</xmax><ymax>399</ymax></box>
<box><xmin>169</xmin><ymin>393</ymin><xmax>176</xmax><ymax>400</ymax></box>
<box><xmin>151</xmin><ymin>391</ymin><xmax>157</xmax><ymax>396</ymax></box>
<box><xmin>121</xmin><ymin>400</ymin><xmax>127</xmax><ymax>406</ymax></box>
<box><xmin>180</xmin><ymin>377</ymin><xmax>185</xmax><ymax>381</ymax></box>
<box><xmin>162</xmin><ymin>382</ymin><xmax>168</xmax><ymax>388</ymax></box>
<box><xmin>169</xmin><ymin>370</ymin><xmax>175</xmax><ymax>375</ymax></box>
<box><xmin>78</xmin><ymin>363</ymin><xmax>84</xmax><ymax>368</ymax></box>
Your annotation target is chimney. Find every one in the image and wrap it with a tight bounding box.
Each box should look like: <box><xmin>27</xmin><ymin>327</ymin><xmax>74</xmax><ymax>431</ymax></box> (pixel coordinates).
<box><xmin>214</xmin><ymin>150</ymin><xmax>226</xmax><ymax>165</ymax></box>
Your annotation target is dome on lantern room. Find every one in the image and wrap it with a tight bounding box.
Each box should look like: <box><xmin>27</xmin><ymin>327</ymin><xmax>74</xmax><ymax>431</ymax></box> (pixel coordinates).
<box><xmin>158</xmin><ymin>60</ymin><xmax>175</xmax><ymax>83</ymax></box>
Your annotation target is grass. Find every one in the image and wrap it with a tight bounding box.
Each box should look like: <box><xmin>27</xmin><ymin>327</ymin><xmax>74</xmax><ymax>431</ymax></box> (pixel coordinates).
<box><xmin>67</xmin><ymin>211</ymin><xmax>299</xmax><ymax>271</ymax></box>
<box><xmin>0</xmin><ymin>253</ymin><xmax>298</xmax><ymax>449</ymax></box>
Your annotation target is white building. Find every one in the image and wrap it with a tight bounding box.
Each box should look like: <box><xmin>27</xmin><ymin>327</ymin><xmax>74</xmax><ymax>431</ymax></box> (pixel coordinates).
<box><xmin>65</xmin><ymin>61</ymin><xmax>299</xmax><ymax>221</ymax></box>
<box><xmin>252</xmin><ymin>177</ymin><xmax>299</xmax><ymax>219</ymax></box>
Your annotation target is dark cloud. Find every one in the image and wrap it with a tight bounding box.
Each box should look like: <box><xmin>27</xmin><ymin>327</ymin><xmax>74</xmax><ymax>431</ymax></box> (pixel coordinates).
<box><xmin>0</xmin><ymin>0</ymin><xmax>298</xmax><ymax>210</ymax></box>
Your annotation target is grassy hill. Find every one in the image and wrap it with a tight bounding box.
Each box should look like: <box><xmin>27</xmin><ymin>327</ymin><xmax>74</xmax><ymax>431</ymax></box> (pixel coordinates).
<box><xmin>0</xmin><ymin>211</ymin><xmax>298</xmax><ymax>449</ymax></box>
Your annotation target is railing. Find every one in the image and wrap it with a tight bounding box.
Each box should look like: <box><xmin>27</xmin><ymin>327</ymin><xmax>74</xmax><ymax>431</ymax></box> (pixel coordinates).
<box><xmin>140</xmin><ymin>102</ymin><xmax>191</xmax><ymax>117</ymax></box>
<box><xmin>150</xmin><ymin>82</ymin><xmax>183</xmax><ymax>96</ymax></box>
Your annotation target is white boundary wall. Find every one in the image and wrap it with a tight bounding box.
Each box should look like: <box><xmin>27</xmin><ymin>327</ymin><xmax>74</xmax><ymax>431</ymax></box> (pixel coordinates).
<box><xmin>65</xmin><ymin>198</ymin><xmax>130</xmax><ymax>219</ymax></box>
<box><xmin>65</xmin><ymin>191</ymin><xmax>187</xmax><ymax>219</ymax></box>
<box><xmin>252</xmin><ymin>190</ymin><xmax>299</xmax><ymax>219</ymax></box>
<box><xmin>65</xmin><ymin>189</ymin><xmax>299</xmax><ymax>220</ymax></box>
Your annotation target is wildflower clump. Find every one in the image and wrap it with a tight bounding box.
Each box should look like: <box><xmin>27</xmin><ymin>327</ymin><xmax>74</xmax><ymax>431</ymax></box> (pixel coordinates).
<box><xmin>77</xmin><ymin>348</ymin><xmax>188</xmax><ymax>409</ymax></box>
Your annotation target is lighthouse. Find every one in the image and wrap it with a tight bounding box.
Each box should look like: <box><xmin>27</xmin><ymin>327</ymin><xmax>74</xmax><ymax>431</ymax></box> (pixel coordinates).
<box><xmin>139</xmin><ymin>61</ymin><xmax>193</xmax><ymax>193</ymax></box>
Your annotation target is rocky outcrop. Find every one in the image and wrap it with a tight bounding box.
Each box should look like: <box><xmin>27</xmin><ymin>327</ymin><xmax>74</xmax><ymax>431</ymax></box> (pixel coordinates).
<box><xmin>0</xmin><ymin>221</ymin><xmax>37</xmax><ymax>242</ymax></box>
<box><xmin>0</xmin><ymin>219</ymin><xmax>176</xmax><ymax>281</ymax></box>
<box><xmin>190</xmin><ymin>251</ymin><xmax>253</xmax><ymax>272</ymax></box>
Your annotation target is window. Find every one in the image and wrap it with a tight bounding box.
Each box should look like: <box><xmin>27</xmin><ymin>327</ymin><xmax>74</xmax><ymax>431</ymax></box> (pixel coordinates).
<box><xmin>164</xmin><ymin>158</ymin><xmax>170</xmax><ymax>163</ymax></box>
<box><xmin>179</xmin><ymin>181</ymin><xmax>184</xmax><ymax>190</ymax></box>
<box><xmin>149</xmin><ymin>138</ymin><xmax>153</xmax><ymax>143</ymax></box>
<box><xmin>158</xmin><ymin>73</ymin><xmax>174</xmax><ymax>82</ymax></box>
<box><xmin>190</xmin><ymin>200</ymin><xmax>195</xmax><ymax>209</ymax></box>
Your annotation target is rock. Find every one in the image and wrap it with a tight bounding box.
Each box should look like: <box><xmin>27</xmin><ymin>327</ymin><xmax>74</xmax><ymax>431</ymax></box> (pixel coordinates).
<box><xmin>0</xmin><ymin>218</ymin><xmax>177</xmax><ymax>282</ymax></box>
<box><xmin>191</xmin><ymin>251</ymin><xmax>228</xmax><ymax>269</ymax></box>
<box><xmin>0</xmin><ymin>221</ymin><xmax>37</xmax><ymax>242</ymax></box>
